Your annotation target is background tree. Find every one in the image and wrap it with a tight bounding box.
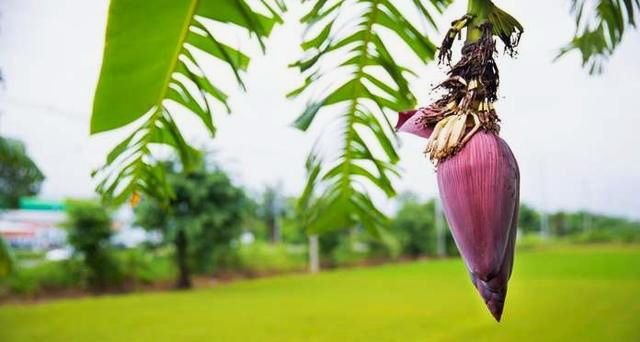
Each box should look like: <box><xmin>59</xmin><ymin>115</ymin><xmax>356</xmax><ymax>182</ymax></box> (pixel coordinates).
<box><xmin>258</xmin><ymin>185</ymin><xmax>286</xmax><ymax>244</ymax></box>
<box><xmin>316</xmin><ymin>229</ymin><xmax>350</xmax><ymax>267</ymax></box>
<box><xmin>0</xmin><ymin>137</ymin><xmax>44</xmax><ymax>209</ymax></box>
<box><xmin>280</xmin><ymin>197</ymin><xmax>308</xmax><ymax>245</ymax></box>
<box><xmin>135</xmin><ymin>162</ymin><xmax>247</xmax><ymax>289</ymax></box>
<box><xmin>64</xmin><ymin>200</ymin><xmax>120</xmax><ymax>292</ymax></box>
<box><xmin>393</xmin><ymin>196</ymin><xmax>438</xmax><ymax>257</ymax></box>
<box><xmin>518</xmin><ymin>203</ymin><xmax>542</xmax><ymax>234</ymax></box>
<box><xmin>549</xmin><ymin>212</ymin><xmax>570</xmax><ymax>236</ymax></box>
<box><xmin>391</xmin><ymin>195</ymin><xmax>458</xmax><ymax>257</ymax></box>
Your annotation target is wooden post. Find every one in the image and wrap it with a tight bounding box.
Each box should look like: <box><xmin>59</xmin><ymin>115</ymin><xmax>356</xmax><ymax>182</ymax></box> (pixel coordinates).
<box><xmin>308</xmin><ymin>234</ymin><xmax>319</xmax><ymax>273</ymax></box>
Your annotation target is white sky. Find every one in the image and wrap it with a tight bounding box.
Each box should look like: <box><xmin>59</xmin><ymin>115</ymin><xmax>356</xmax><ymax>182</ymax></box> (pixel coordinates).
<box><xmin>0</xmin><ymin>0</ymin><xmax>639</xmax><ymax>219</ymax></box>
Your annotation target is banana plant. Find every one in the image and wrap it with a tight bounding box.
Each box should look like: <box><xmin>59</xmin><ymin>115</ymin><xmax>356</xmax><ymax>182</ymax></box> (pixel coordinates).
<box><xmin>91</xmin><ymin>0</ymin><xmax>285</xmax><ymax>204</ymax></box>
<box><xmin>90</xmin><ymin>0</ymin><xmax>637</xmax><ymax>207</ymax></box>
<box><xmin>290</xmin><ymin>0</ymin><xmax>638</xmax><ymax>235</ymax></box>
<box><xmin>289</xmin><ymin>0</ymin><xmax>453</xmax><ymax>234</ymax></box>
<box><xmin>559</xmin><ymin>0</ymin><xmax>640</xmax><ymax>74</ymax></box>
<box><xmin>293</xmin><ymin>0</ymin><xmax>637</xmax><ymax>320</ymax></box>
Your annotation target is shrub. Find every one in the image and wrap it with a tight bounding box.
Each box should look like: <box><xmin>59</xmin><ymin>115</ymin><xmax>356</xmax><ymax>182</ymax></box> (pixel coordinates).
<box><xmin>332</xmin><ymin>237</ymin><xmax>370</xmax><ymax>266</ymax></box>
<box><xmin>64</xmin><ymin>199</ymin><xmax>123</xmax><ymax>291</ymax></box>
<box><xmin>392</xmin><ymin>199</ymin><xmax>437</xmax><ymax>256</ymax></box>
<box><xmin>516</xmin><ymin>233</ymin><xmax>552</xmax><ymax>250</ymax></box>
<box><xmin>570</xmin><ymin>228</ymin><xmax>640</xmax><ymax>244</ymax></box>
<box><xmin>232</xmin><ymin>242</ymin><xmax>306</xmax><ymax>275</ymax></box>
<box><xmin>391</xmin><ymin>196</ymin><xmax>459</xmax><ymax>258</ymax></box>
<box><xmin>115</xmin><ymin>248</ymin><xmax>176</xmax><ymax>285</ymax></box>
<box><xmin>0</xmin><ymin>259</ymin><xmax>85</xmax><ymax>296</ymax></box>
<box><xmin>332</xmin><ymin>229</ymin><xmax>401</xmax><ymax>266</ymax></box>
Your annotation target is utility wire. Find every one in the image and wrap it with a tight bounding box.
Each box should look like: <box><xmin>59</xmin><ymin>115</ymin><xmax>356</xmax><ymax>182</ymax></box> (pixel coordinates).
<box><xmin>1</xmin><ymin>96</ymin><xmax>88</xmax><ymax>124</ymax></box>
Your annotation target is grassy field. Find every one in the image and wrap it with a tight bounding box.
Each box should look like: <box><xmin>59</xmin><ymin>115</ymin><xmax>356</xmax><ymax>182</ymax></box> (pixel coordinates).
<box><xmin>1</xmin><ymin>245</ymin><xmax>639</xmax><ymax>341</ymax></box>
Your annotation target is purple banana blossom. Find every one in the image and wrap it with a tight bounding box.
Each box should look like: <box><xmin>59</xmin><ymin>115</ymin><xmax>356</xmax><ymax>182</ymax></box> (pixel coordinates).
<box><xmin>397</xmin><ymin>110</ymin><xmax>520</xmax><ymax>322</ymax></box>
<box><xmin>396</xmin><ymin>109</ymin><xmax>434</xmax><ymax>138</ymax></box>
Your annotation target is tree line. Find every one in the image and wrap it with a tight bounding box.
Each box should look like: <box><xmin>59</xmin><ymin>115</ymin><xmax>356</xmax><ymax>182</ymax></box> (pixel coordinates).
<box><xmin>5</xmin><ymin>156</ymin><xmax>638</xmax><ymax>297</ymax></box>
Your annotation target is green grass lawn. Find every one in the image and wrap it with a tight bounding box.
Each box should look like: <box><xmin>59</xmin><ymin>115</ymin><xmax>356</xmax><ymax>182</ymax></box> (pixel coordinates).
<box><xmin>1</xmin><ymin>245</ymin><xmax>639</xmax><ymax>341</ymax></box>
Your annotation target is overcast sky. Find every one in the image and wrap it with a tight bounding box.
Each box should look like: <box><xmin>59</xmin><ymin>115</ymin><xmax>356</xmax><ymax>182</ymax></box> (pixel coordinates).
<box><xmin>1</xmin><ymin>0</ymin><xmax>639</xmax><ymax>219</ymax></box>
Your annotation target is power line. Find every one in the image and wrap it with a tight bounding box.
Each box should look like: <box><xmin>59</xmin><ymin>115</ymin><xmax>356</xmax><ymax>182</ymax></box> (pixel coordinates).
<box><xmin>1</xmin><ymin>96</ymin><xmax>88</xmax><ymax>124</ymax></box>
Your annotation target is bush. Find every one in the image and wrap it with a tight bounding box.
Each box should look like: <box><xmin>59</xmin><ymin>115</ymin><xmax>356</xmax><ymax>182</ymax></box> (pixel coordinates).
<box><xmin>331</xmin><ymin>230</ymin><xmax>401</xmax><ymax>266</ymax></box>
<box><xmin>317</xmin><ymin>229</ymin><xmax>379</xmax><ymax>267</ymax></box>
<box><xmin>516</xmin><ymin>233</ymin><xmax>552</xmax><ymax>250</ymax></box>
<box><xmin>0</xmin><ymin>248</ymin><xmax>179</xmax><ymax>298</ymax></box>
<box><xmin>332</xmin><ymin>237</ymin><xmax>370</xmax><ymax>266</ymax></box>
<box><xmin>519</xmin><ymin>204</ymin><xmax>542</xmax><ymax>234</ymax></box>
<box><xmin>0</xmin><ymin>259</ymin><xmax>85</xmax><ymax>296</ymax></box>
<box><xmin>569</xmin><ymin>228</ymin><xmax>640</xmax><ymax>244</ymax></box>
<box><xmin>392</xmin><ymin>199</ymin><xmax>437</xmax><ymax>256</ymax></box>
<box><xmin>64</xmin><ymin>200</ymin><xmax>122</xmax><ymax>291</ymax></box>
<box><xmin>230</xmin><ymin>242</ymin><xmax>307</xmax><ymax>275</ymax></box>
<box><xmin>115</xmin><ymin>248</ymin><xmax>176</xmax><ymax>285</ymax></box>
<box><xmin>391</xmin><ymin>196</ymin><xmax>459</xmax><ymax>258</ymax></box>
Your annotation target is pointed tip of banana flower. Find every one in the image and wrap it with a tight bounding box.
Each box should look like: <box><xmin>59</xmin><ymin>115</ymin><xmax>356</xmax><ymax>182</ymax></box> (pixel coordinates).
<box><xmin>472</xmin><ymin>274</ymin><xmax>507</xmax><ymax>322</ymax></box>
<box><xmin>396</xmin><ymin>109</ymin><xmax>434</xmax><ymax>139</ymax></box>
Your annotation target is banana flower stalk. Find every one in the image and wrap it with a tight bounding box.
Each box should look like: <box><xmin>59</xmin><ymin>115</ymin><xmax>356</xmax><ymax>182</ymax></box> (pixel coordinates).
<box><xmin>397</xmin><ymin>0</ymin><xmax>523</xmax><ymax>321</ymax></box>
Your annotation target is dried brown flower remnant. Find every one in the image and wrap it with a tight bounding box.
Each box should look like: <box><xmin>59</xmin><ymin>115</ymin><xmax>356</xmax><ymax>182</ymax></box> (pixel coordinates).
<box><xmin>425</xmin><ymin>24</ymin><xmax>504</xmax><ymax>162</ymax></box>
<box><xmin>439</xmin><ymin>14</ymin><xmax>475</xmax><ymax>65</ymax></box>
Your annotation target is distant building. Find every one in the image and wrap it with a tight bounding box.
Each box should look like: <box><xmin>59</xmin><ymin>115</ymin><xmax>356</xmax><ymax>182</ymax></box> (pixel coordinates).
<box><xmin>0</xmin><ymin>207</ymin><xmax>67</xmax><ymax>250</ymax></box>
<box><xmin>0</xmin><ymin>197</ymin><xmax>156</xmax><ymax>250</ymax></box>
